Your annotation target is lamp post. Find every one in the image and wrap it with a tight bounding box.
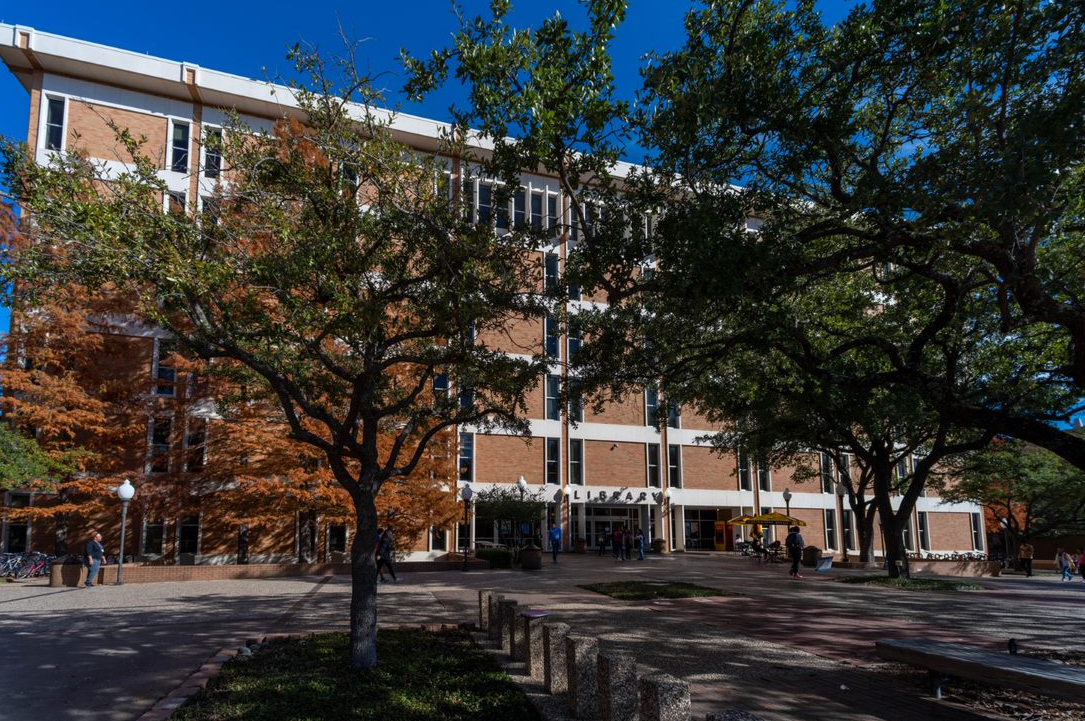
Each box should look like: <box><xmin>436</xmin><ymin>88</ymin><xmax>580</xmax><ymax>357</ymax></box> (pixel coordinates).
<box><xmin>516</xmin><ymin>475</ymin><xmax>528</xmax><ymax>548</ymax></box>
<box><xmin>460</xmin><ymin>484</ymin><xmax>473</xmax><ymax>572</ymax></box>
<box><xmin>836</xmin><ymin>482</ymin><xmax>849</xmax><ymax>562</ymax></box>
<box><xmin>663</xmin><ymin>486</ymin><xmax>673</xmax><ymax>551</ymax></box>
<box><xmin>783</xmin><ymin>488</ymin><xmax>792</xmax><ymax>518</ymax></box>
<box><xmin>114</xmin><ymin>479</ymin><xmax>135</xmax><ymax>585</ymax></box>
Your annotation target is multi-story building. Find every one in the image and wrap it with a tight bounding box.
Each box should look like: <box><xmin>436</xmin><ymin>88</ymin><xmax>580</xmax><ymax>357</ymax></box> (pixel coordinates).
<box><xmin>0</xmin><ymin>24</ymin><xmax>986</xmax><ymax>562</ymax></box>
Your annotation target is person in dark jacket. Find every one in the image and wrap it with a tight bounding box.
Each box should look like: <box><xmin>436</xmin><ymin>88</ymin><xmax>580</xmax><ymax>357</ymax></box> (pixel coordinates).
<box><xmin>785</xmin><ymin>526</ymin><xmax>805</xmax><ymax>579</ymax></box>
<box><xmin>83</xmin><ymin>531</ymin><xmax>104</xmax><ymax>587</ymax></box>
<box><xmin>378</xmin><ymin>527</ymin><xmax>399</xmax><ymax>583</ymax></box>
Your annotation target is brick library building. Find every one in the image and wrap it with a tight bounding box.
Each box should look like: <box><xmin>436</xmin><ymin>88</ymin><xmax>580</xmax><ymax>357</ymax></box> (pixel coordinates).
<box><xmin>0</xmin><ymin>25</ymin><xmax>987</xmax><ymax>564</ymax></box>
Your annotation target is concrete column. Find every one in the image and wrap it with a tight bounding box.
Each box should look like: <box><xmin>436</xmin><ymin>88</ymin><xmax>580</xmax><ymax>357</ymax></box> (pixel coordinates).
<box><xmin>597</xmin><ymin>650</ymin><xmax>637</xmax><ymax>721</ymax></box>
<box><xmin>576</xmin><ymin>502</ymin><xmax>587</xmax><ymax>549</ymax></box>
<box><xmin>469</xmin><ymin>504</ymin><xmax>476</xmax><ymax>549</ymax></box>
<box><xmin>522</xmin><ymin>612</ymin><xmax>549</xmax><ymax>679</ymax></box>
<box><xmin>488</xmin><ymin>594</ymin><xmax>505</xmax><ymax>643</ymax></box>
<box><xmin>652</xmin><ymin>503</ymin><xmax>664</xmax><ymax>546</ymax></box>
<box><xmin>543</xmin><ymin>622</ymin><xmax>571</xmax><ymax>695</ymax></box>
<box><xmin>479</xmin><ymin>590</ymin><xmax>494</xmax><ymax>631</ymax></box>
<box><xmin>498</xmin><ymin>599</ymin><xmax>518</xmax><ymax>655</ymax></box>
<box><xmin>638</xmin><ymin>673</ymin><xmax>691</xmax><ymax>721</ymax></box>
<box><xmin>565</xmin><ymin>635</ymin><xmax>599</xmax><ymax>719</ymax></box>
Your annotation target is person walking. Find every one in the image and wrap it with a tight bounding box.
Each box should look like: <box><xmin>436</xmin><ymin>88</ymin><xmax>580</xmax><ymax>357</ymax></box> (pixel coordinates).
<box><xmin>1018</xmin><ymin>540</ymin><xmax>1035</xmax><ymax>578</ymax></box>
<box><xmin>1077</xmin><ymin>549</ymin><xmax>1085</xmax><ymax>583</ymax></box>
<box><xmin>378</xmin><ymin>527</ymin><xmax>399</xmax><ymax>583</ymax></box>
<box><xmin>635</xmin><ymin>528</ymin><xmax>645</xmax><ymax>561</ymax></box>
<box><xmin>623</xmin><ymin>528</ymin><xmax>633</xmax><ymax>562</ymax></box>
<box><xmin>785</xmin><ymin>525</ymin><xmax>805</xmax><ymax>579</ymax></box>
<box><xmin>612</xmin><ymin>526</ymin><xmax>624</xmax><ymax>561</ymax></box>
<box><xmin>375</xmin><ymin>528</ymin><xmax>388</xmax><ymax>583</ymax></box>
<box><xmin>548</xmin><ymin>522</ymin><xmax>562</xmax><ymax>564</ymax></box>
<box><xmin>597</xmin><ymin>528</ymin><xmax>608</xmax><ymax>556</ymax></box>
<box><xmin>1056</xmin><ymin>547</ymin><xmax>1075</xmax><ymax>582</ymax></box>
<box><xmin>83</xmin><ymin>531</ymin><xmax>104</xmax><ymax>588</ymax></box>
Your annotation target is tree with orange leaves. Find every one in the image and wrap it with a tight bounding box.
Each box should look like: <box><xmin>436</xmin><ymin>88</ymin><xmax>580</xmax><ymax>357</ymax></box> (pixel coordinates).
<box><xmin>0</xmin><ymin>200</ymin><xmax>146</xmax><ymax>553</ymax></box>
<box><xmin>2</xmin><ymin>46</ymin><xmax>548</xmax><ymax>669</ymax></box>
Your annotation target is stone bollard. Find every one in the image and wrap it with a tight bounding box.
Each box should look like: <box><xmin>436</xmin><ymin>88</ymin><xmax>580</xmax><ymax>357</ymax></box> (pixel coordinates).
<box><xmin>498</xmin><ymin>599</ymin><xmax>519</xmax><ymax>655</ymax></box>
<box><xmin>543</xmin><ymin>622</ymin><xmax>571</xmax><ymax>695</ymax></box>
<box><xmin>639</xmin><ymin>673</ymin><xmax>691</xmax><ymax>721</ymax></box>
<box><xmin>479</xmin><ymin>590</ymin><xmax>494</xmax><ymax>631</ymax></box>
<box><xmin>522</xmin><ymin>610</ymin><xmax>550</xmax><ymax>679</ymax></box>
<box><xmin>565</xmin><ymin>635</ymin><xmax>600</xmax><ymax>719</ymax></box>
<box><xmin>488</xmin><ymin>594</ymin><xmax>505</xmax><ymax>643</ymax></box>
<box><xmin>597</xmin><ymin>650</ymin><xmax>637</xmax><ymax>721</ymax></box>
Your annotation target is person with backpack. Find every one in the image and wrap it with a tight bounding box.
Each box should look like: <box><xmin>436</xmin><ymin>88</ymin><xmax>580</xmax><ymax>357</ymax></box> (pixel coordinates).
<box><xmin>634</xmin><ymin>528</ymin><xmax>646</xmax><ymax>561</ymax></box>
<box><xmin>1056</xmin><ymin>548</ymin><xmax>1075</xmax><ymax>582</ymax></box>
<box><xmin>547</xmin><ymin>522</ymin><xmax>562</xmax><ymax>564</ymax></box>
<box><xmin>785</xmin><ymin>525</ymin><xmax>805</xmax><ymax>579</ymax></box>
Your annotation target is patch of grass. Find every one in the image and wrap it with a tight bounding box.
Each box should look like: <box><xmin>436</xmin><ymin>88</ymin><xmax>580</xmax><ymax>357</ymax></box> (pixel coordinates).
<box><xmin>172</xmin><ymin>628</ymin><xmax>543</xmax><ymax>721</ymax></box>
<box><xmin>580</xmin><ymin>580</ymin><xmax>734</xmax><ymax>600</ymax></box>
<box><xmin>837</xmin><ymin>575</ymin><xmax>983</xmax><ymax>591</ymax></box>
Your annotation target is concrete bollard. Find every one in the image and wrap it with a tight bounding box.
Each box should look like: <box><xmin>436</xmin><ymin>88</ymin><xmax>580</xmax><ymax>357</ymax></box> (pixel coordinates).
<box><xmin>522</xmin><ymin>611</ymin><xmax>550</xmax><ymax>680</ymax></box>
<box><xmin>479</xmin><ymin>590</ymin><xmax>494</xmax><ymax>631</ymax></box>
<box><xmin>488</xmin><ymin>594</ymin><xmax>505</xmax><ymax>643</ymax></box>
<box><xmin>639</xmin><ymin>673</ymin><xmax>691</xmax><ymax>721</ymax></box>
<box><xmin>597</xmin><ymin>650</ymin><xmax>637</xmax><ymax>721</ymax></box>
<box><xmin>543</xmin><ymin>622</ymin><xmax>571</xmax><ymax>695</ymax></box>
<box><xmin>565</xmin><ymin>635</ymin><xmax>600</xmax><ymax>719</ymax></box>
<box><xmin>498</xmin><ymin>599</ymin><xmax>519</xmax><ymax>655</ymax></box>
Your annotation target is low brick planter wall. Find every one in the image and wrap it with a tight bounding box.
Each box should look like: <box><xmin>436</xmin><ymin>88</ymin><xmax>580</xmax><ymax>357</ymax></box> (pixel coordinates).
<box><xmin>834</xmin><ymin>559</ymin><xmax>999</xmax><ymax>577</ymax></box>
<box><xmin>50</xmin><ymin>559</ymin><xmax>489</xmax><ymax>587</ymax></box>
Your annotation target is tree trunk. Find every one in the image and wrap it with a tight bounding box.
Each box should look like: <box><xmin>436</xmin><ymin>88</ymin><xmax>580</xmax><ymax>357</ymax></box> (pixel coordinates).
<box><xmin>883</xmin><ymin>519</ymin><xmax>910</xmax><ymax>579</ymax></box>
<box><xmin>349</xmin><ymin>491</ymin><xmax>380</xmax><ymax>670</ymax></box>
<box><xmin>857</xmin><ymin>505</ymin><xmax>877</xmax><ymax>563</ymax></box>
<box><xmin>298</xmin><ymin>510</ymin><xmax>317</xmax><ymax>563</ymax></box>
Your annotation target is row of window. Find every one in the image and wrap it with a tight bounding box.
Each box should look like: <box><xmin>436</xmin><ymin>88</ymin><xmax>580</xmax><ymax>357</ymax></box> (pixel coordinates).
<box><xmin>147</xmin><ymin>416</ymin><xmax>207</xmax><ymax>474</ymax></box>
<box><xmin>458</xmin><ymin>432</ymin><xmax>682</xmax><ymax>488</ymax></box>
<box><xmin>42</xmin><ymin>95</ymin><xmax>222</xmax><ymax>177</ymax></box>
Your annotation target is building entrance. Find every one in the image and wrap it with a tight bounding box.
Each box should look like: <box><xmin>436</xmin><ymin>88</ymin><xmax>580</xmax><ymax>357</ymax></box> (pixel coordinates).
<box><xmin>584</xmin><ymin>506</ymin><xmax>642</xmax><ymax>551</ymax></box>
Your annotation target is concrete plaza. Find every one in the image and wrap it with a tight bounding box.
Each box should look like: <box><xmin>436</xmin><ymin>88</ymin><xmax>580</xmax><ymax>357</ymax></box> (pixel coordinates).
<box><xmin>0</xmin><ymin>552</ymin><xmax>1076</xmax><ymax>721</ymax></box>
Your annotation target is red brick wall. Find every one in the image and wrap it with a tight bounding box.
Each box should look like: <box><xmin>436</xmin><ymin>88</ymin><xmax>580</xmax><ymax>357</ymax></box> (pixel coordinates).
<box><xmin>587</xmin><ymin>391</ymin><xmax>646</xmax><ymax>426</ymax></box>
<box><xmin>584</xmin><ymin>440</ymin><xmax>645</xmax><ymax>486</ymax></box>
<box><xmin>475</xmin><ymin>434</ymin><xmax>542</xmax><ymax>483</ymax></box>
<box><xmin>66</xmin><ymin>101</ymin><xmax>169</xmax><ymax>166</ymax></box>
<box><xmin>929</xmin><ymin>511</ymin><xmax>977</xmax><ymax>550</ymax></box>
<box><xmin>681</xmin><ymin>446</ymin><xmax>736</xmax><ymax>491</ymax></box>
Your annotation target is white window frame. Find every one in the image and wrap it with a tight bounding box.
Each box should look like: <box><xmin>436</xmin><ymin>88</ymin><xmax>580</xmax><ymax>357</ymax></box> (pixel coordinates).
<box><xmin>201</xmin><ymin>125</ymin><xmax>223</xmax><ymax>179</ymax></box>
<box><xmin>917</xmin><ymin>511</ymin><xmax>931</xmax><ymax>552</ymax></box>
<box><xmin>141</xmin><ymin>518</ymin><xmax>167</xmax><ymax>556</ymax></box>
<box><xmin>823</xmin><ymin>509</ymin><xmax>837</xmax><ymax>551</ymax></box>
<box><xmin>545</xmin><ymin>437</ymin><xmax>561</xmax><ymax>484</ymax></box>
<box><xmin>42</xmin><ymin>94</ymin><xmax>67</xmax><ymax>153</ymax></box>
<box><xmin>169</xmin><ymin>119</ymin><xmax>192</xmax><ymax>174</ymax></box>
<box><xmin>183</xmin><ymin>418</ymin><xmax>208</xmax><ymax>473</ymax></box>
<box><xmin>147</xmin><ymin>416</ymin><xmax>173</xmax><ymax>474</ymax></box>
<box><xmin>667</xmin><ymin>444</ymin><xmax>683</xmax><ymax>489</ymax></box>
<box><xmin>647</xmin><ymin>443</ymin><xmax>661</xmax><ymax>488</ymax></box>
<box><xmin>568</xmin><ymin>438</ymin><xmax>584</xmax><ymax>486</ymax></box>
<box><xmin>458</xmin><ymin>432</ymin><xmax>474</xmax><ymax>482</ymax></box>
<box><xmin>545</xmin><ymin>374</ymin><xmax>561</xmax><ymax>421</ymax></box>
<box><xmin>152</xmin><ymin>337</ymin><xmax>177</xmax><ymax>397</ymax></box>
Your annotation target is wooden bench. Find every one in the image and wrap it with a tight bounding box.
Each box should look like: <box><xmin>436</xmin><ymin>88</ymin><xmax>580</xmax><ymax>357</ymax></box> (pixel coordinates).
<box><xmin>875</xmin><ymin>637</ymin><xmax>1085</xmax><ymax>702</ymax></box>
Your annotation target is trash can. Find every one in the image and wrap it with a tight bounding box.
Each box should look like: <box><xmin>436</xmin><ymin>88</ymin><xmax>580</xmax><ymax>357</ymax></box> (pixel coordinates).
<box><xmin>520</xmin><ymin>543</ymin><xmax>543</xmax><ymax>570</ymax></box>
<box><xmin>802</xmin><ymin>546</ymin><xmax>823</xmax><ymax>568</ymax></box>
<box><xmin>651</xmin><ymin>538</ymin><xmax>666</xmax><ymax>554</ymax></box>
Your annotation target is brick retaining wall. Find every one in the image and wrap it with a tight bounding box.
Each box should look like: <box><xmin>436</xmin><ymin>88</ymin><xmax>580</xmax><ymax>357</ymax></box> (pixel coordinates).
<box><xmin>50</xmin><ymin>559</ymin><xmax>489</xmax><ymax>587</ymax></box>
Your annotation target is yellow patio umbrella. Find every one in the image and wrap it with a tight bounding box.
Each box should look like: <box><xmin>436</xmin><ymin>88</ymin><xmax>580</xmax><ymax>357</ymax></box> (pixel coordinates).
<box><xmin>727</xmin><ymin>514</ymin><xmax>757</xmax><ymax>525</ymax></box>
<box><xmin>744</xmin><ymin>512</ymin><xmax>806</xmax><ymax>527</ymax></box>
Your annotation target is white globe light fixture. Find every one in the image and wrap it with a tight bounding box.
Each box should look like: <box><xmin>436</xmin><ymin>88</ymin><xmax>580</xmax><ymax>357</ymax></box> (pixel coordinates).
<box><xmin>783</xmin><ymin>488</ymin><xmax>793</xmax><ymax>517</ymax></box>
<box><xmin>460</xmin><ymin>485</ymin><xmax>473</xmax><ymax>572</ymax></box>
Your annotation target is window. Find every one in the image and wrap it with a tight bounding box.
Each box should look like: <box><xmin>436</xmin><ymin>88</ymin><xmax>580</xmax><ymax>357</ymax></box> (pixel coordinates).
<box><xmin>546</xmin><ymin>437</ymin><xmax>561</xmax><ymax>484</ymax></box>
<box><xmin>757</xmin><ymin>458</ymin><xmax>771</xmax><ymax>491</ymax></box>
<box><xmin>568</xmin><ymin>276</ymin><xmax>582</xmax><ymax>302</ymax></box>
<box><xmin>477</xmin><ymin>182</ymin><xmax>492</xmax><ymax>225</ymax></box>
<box><xmin>547</xmin><ymin>196</ymin><xmax>559</xmax><ymax>238</ymax></box>
<box><xmin>820</xmin><ymin>452</ymin><xmax>834</xmax><ymax>494</ymax></box>
<box><xmin>824</xmin><ymin>509</ymin><xmax>838</xmax><ymax>550</ymax></box>
<box><xmin>154</xmin><ymin>339</ymin><xmax>178</xmax><ymax>396</ymax></box>
<box><xmin>544</xmin><ymin>252</ymin><xmax>560</xmax><ymax>291</ymax></box>
<box><xmin>668</xmin><ymin>445</ymin><xmax>682</xmax><ymax>488</ymax></box>
<box><xmin>760</xmin><ymin>506</ymin><xmax>775</xmax><ymax>543</ymax></box>
<box><xmin>328</xmin><ymin>525</ymin><xmax>347</xmax><ymax>554</ymax></box>
<box><xmin>666</xmin><ymin>402</ymin><xmax>681</xmax><ymax>429</ymax></box>
<box><xmin>902</xmin><ymin>519</ymin><xmax>914</xmax><ymax>552</ymax></box>
<box><xmin>171</xmin><ymin>121</ymin><xmax>190</xmax><ymax>173</ymax></box>
<box><xmin>167</xmin><ymin>191</ymin><xmax>186</xmax><ymax>216</ymax></box>
<box><xmin>842</xmin><ymin>509</ymin><xmax>854</xmax><ymax>551</ymax></box>
<box><xmin>44</xmin><ymin>96</ymin><xmax>65</xmax><ymax>151</ymax></box>
<box><xmin>568</xmin><ymin>378</ymin><xmax>584</xmax><ymax>423</ymax></box>
<box><xmin>838</xmin><ymin>453</ymin><xmax>851</xmax><ymax>483</ymax></box>
<box><xmin>184</xmin><ymin>420</ymin><xmax>207</xmax><ymax>472</ymax></box>
<box><xmin>496</xmin><ymin>188</ymin><xmax>509</xmax><ymax>232</ymax></box>
<box><xmin>647</xmin><ymin>444</ymin><xmax>661</xmax><ymax>487</ymax></box>
<box><xmin>544</xmin><ymin>316</ymin><xmax>560</xmax><ymax>358</ymax></box>
<box><xmin>201</xmin><ymin>196</ymin><xmax>220</xmax><ymax>226</ymax></box>
<box><xmin>645</xmin><ymin>387</ymin><xmax>659</xmax><ymax>427</ymax></box>
<box><xmin>458</xmin><ymin>432</ymin><xmax>474</xmax><ymax>482</ymax></box>
<box><xmin>513</xmin><ymin>189</ymin><xmax>526</xmax><ymax>230</ymax></box>
<box><xmin>970</xmin><ymin>513</ymin><xmax>984</xmax><ymax>551</ymax></box>
<box><xmin>896</xmin><ymin>456</ymin><xmax>909</xmax><ymax>481</ymax></box>
<box><xmin>143</xmin><ymin>519</ymin><xmax>165</xmax><ymax>555</ymax></box>
<box><xmin>568</xmin><ymin>438</ymin><xmax>583</xmax><ymax>485</ymax></box>
<box><xmin>433</xmin><ymin>373</ymin><xmax>449</xmax><ymax>401</ymax></box>
<box><xmin>530</xmin><ymin>191</ymin><xmax>543</xmax><ymax>232</ymax></box>
<box><xmin>178</xmin><ymin>515</ymin><xmax>200</xmax><ymax>555</ymax></box>
<box><xmin>568</xmin><ymin>318</ymin><xmax>582</xmax><ymax>361</ymax></box>
<box><xmin>738</xmin><ymin>450</ymin><xmax>752</xmax><ymax>491</ymax></box>
<box><xmin>203</xmin><ymin>127</ymin><xmax>222</xmax><ymax>178</ymax></box>
<box><xmin>545</xmin><ymin>375</ymin><xmax>561</xmax><ymax>420</ymax></box>
<box><xmin>459</xmin><ymin>386</ymin><xmax>475</xmax><ymax>412</ymax></box>
<box><xmin>917</xmin><ymin>511</ymin><xmax>930</xmax><ymax>551</ymax></box>
<box><xmin>149</xmin><ymin>418</ymin><xmax>171</xmax><ymax>473</ymax></box>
